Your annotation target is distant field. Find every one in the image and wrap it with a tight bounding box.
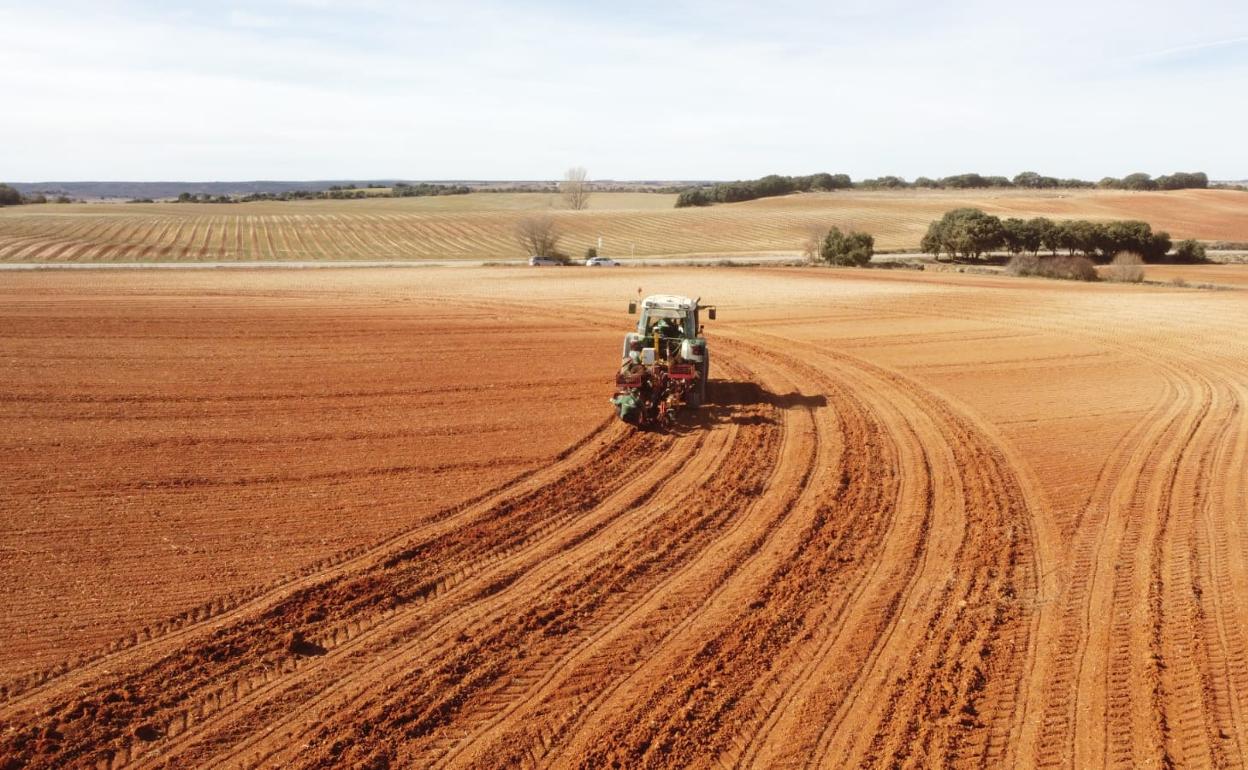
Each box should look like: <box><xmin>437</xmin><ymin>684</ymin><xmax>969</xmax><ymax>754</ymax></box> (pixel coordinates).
<box><xmin>1</xmin><ymin>189</ymin><xmax>1245</xmax><ymax>262</ymax></box>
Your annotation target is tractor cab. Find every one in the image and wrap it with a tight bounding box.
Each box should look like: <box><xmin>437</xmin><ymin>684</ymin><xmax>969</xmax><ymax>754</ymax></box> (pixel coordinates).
<box><xmin>635</xmin><ymin>295</ymin><xmax>699</xmax><ymax>339</ymax></box>
<box><xmin>622</xmin><ymin>294</ymin><xmax>715</xmax><ymax>363</ymax></box>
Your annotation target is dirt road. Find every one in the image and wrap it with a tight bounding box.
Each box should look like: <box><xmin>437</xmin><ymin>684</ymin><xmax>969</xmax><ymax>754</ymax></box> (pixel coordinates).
<box><xmin>1</xmin><ymin>266</ymin><xmax>1245</xmax><ymax>768</ymax></box>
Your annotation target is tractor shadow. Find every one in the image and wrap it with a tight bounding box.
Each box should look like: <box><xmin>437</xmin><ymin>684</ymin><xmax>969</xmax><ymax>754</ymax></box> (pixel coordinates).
<box><xmin>670</xmin><ymin>379</ymin><xmax>827</xmax><ymax>433</ymax></box>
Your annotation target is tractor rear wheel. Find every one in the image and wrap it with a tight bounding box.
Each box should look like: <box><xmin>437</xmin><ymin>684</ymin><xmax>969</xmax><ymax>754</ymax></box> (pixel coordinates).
<box><xmin>695</xmin><ymin>355</ymin><xmax>709</xmax><ymax>406</ymax></box>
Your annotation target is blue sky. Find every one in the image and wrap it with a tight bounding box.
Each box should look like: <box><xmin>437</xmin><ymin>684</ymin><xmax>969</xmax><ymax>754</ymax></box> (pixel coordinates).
<box><xmin>2</xmin><ymin>0</ymin><xmax>1246</xmax><ymax>181</ymax></box>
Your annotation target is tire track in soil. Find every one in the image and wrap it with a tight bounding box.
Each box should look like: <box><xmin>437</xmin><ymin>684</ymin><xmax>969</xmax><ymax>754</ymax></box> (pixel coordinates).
<box><xmin>0</xmin><ymin>418</ymin><xmax>668</xmax><ymax>769</ymax></box>
<box><xmin>524</xmin><ymin>331</ymin><xmax>1037</xmax><ymax>770</ymax></box>
<box><xmin>0</xmin><ymin>349</ymin><xmax>763</xmax><ymax>768</ymax></box>
<box><xmin>425</xmin><ymin>344</ymin><xmax>830</xmax><ymax>769</ymax></box>
<box><xmin>0</xmin><ymin>416</ymin><xmax>618</xmax><ymax>712</ymax></box>
<box><xmin>541</xmin><ymin>337</ymin><xmax>901</xmax><ymax>770</ymax></box>
<box><xmin>870</xmin><ymin>278</ymin><xmax>1246</xmax><ymax>770</ymax></box>
<box><xmin>1033</xmin><ymin>354</ymin><xmax>1209</xmax><ymax>769</ymax></box>
<box><xmin>150</xmin><ymin>390</ymin><xmax>737</xmax><ymax>768</ymax></box>
<box><xmin>735</xmin><ymin>335</ymin><xmax>1037</xmax><ymax>770</ymax></box>
<box><xmin>1196</xmin><ymin>379</ymin><xmax>1248</xmax><ymax>767</ymax></box>
<box><xmin>1153</xmin><ymin>377</ymin><xmax>1239</xmax><ymax>768</ymax></box>
<box><xmin>212</xmin><ymin>365</ymin><xmax>782</xmax><ymax>769</ymax></box>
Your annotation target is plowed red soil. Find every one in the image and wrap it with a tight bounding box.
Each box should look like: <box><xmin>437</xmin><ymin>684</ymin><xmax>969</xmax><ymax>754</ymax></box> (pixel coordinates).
<box><xmin>2</xmin><ymin>265</ymin><xmax>1246</xmax><ymax>769</ymax></box>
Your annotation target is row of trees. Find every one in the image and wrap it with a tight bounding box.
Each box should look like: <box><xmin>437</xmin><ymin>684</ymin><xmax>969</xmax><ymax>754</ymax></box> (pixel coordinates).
<box><xmin>173</xmin><ymin>183</ymin><xmax>472</xmax><ymax>204</ymax></box>
<box><xmin>0</xmin><ymin>184</ymin><xmax>73</xmax><ymax>205</ymax></box>
<box><xmin>391</xmin><ymin>182</ymin><xmax>471</xmax><ymax>197</ymax></box>
<box><xmin>676</xmin><ymin>173</ymin><xmax>853</xmax><ymax>207</ymax></box>
<box><xmin>675</xmin><ymin>170</ymin><xmax>1212</xmax><ymax>207</ymax></box>
<box><xmin>920</xmin><ymin>208</ymin><xmax>1206</xmax><ymax>263</ymax></box>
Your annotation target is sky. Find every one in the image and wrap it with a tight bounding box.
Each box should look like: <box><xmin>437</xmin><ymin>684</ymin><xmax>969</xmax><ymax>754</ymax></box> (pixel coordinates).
<box><xmin>2</xmin><ymin>0</ymin><xmax>1247</xmax><ymax>182</ymax></box>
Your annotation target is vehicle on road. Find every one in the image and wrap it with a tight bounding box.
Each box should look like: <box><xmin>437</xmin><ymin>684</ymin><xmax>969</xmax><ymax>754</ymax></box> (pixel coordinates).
<box><xmin>612</xmin><ymin>294</ymin><xmax>715</xmax><ymax>428</ymax></box>
<box><xmin>585</xmin><ymin>256</ymin><xmax>619</xmax><ymax>267</ymax></box>
<box><xmin>528</xmin><ymin>256</ymin><xmax>560</xmax><ymax>266</ymax></box>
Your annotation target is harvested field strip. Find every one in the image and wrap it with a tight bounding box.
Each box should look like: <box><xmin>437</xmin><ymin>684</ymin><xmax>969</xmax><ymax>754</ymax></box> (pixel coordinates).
<box><xmin>4</xmin><ymin>189</ymin><xmax>1246</xmax><ymax>262</ymax></box>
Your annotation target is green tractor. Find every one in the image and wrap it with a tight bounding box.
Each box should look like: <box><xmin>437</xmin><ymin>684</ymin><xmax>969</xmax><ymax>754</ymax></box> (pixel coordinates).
<box><xmin>612</xmin><ymin>294</ymin><xmax>715</xmax><ymax>428</ymax></box>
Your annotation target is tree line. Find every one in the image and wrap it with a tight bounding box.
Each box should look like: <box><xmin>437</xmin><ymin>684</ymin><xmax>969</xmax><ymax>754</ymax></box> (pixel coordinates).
<box><xmin>0</xmin><ymin>184</ymin><xmax>73</xmax><ymax>206</ymax></box>
<box><xmin>921</xmin><ymin>208</ymin><xmax>1207</xmax><ymax>263</ymax></box>
<box><xmin>675</xmin><ymin>170</ymin><xmax>1212</xmax><ymax>207</ymax></box>
<box><xmin>174</xmin><ymin>182</ymin><xmax>471</xmax><ymax>204</ymax></box>
<box><xmin>676</xmin><ymin>173</ymin><xmax>853</xmax><ymax>207</ymax></box>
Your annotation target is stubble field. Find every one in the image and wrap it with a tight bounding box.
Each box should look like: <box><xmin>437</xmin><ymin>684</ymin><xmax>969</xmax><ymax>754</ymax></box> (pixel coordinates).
<box><xmin>2</xmin><ymin>188</ymin><xmax>1247</xmax><ymax>262</ymax></box>
<box><xmin>1</xmin><ymin>264</ymin><xmax>1246</xmax><ymax>768</ymax></box>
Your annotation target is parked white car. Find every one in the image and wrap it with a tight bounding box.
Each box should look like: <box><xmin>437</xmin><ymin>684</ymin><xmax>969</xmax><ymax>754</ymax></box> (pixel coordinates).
<box><xmin>585</xmin><ymin>256</ymin><xmax>619</xmax><ymax>267</ymax></box>
<box><xmin>529</xmin><ymin>256</ymin><xmax>560</xmax><ymax>266</ymax></box>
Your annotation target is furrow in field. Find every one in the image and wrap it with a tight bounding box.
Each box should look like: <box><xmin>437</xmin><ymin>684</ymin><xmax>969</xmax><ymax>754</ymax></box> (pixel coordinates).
<box><xmin>427</xmin><ymin>350</ymin><xmax>828</xmax><ymax>769</ymax></box>
<box><xmin>737</xmin><ymin>337</ymin><xmax>1036</xmax><ymax>770</ymax></box>
<box><xmin>0</xmin><ymin>414</ymin><xmax>623</xmax><ymax>718</ymax></box>
<box><xmin>240</xmin><ymin>372</ymin><xmax>782</xmax><ymax>769</ymax></box>
<box><xmin>136</xmin><ymin>413</ymin><xmax>717</xmax><ymax>769</ymax></box>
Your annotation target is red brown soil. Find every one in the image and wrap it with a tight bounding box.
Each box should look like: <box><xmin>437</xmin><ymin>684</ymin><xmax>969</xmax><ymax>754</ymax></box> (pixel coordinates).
<box><xmin>1</xmin><ymin>265</ymin><xmax>1246</xmax><ymax>769</ymax></box>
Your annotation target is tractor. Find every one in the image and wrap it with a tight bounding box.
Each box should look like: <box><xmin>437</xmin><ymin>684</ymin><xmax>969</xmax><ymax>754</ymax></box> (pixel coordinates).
<box><xmin>611</xmin><ymin>294</ymin><xmax>715</xmax><ymax>428</ymax></box>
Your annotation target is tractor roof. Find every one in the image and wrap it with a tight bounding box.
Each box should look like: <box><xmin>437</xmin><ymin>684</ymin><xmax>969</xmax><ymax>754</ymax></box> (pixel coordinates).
<box><xmin>641</xmin><ymin>294</ymin><xmax>696</xmax><ymax>311</ymax></box>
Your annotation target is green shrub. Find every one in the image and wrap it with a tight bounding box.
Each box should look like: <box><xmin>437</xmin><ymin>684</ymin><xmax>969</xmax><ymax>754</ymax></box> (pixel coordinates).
<box><xmin>1173</xmin><ymin>239</ymin><xmax>1207</xmax><ymax>263</ymax></box>
<box><xmin>820</xmin><ymin>227</ymin><xmax>874</xmax><ymax>266</ymax></box>
<box><xmin>674</xmin><ymin>189</ymin><xmax>710</xmax><ymax>208</ymax></box>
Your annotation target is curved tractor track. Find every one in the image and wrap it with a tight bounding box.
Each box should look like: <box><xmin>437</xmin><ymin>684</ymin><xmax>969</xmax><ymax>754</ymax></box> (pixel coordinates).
<box><xmin>0</xmin><ymin>324</ymin><xmax>1046</xmax><ymax>770</ymax></box>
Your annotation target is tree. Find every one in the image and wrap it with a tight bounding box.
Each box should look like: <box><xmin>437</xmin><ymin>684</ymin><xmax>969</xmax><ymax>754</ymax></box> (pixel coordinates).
<box><xmin>929</xmin><ymin>208</ymin><xmax>1005</xmax><ymax>258</ymax></box>
<box><xmin>1001</xmin><ymin>218</ymin><xmax>1030</xmax><ymax>255</ymax></box>
<box><xmin>674</xmin><ymin>188</ymin><xmax>710</xmax><ymax>208</ymax></box>
<box><xmin>921</xmin><ymin>221</ymin><xmax>945</xmax><ymax>258</ymax></box>
<box><xmin>1030</xmin><ymin>217</ymin><xmax>1059</xmax><ymax>255</ymax></box>
<box><xmin>939</xmin><ymin>173</ymin><xmax>990</xmax><ymax>189</ymax></box>
<box><xmin>0</xmin><ymin>184</ymin><xmax>21</xmax><ymax>206</ymax></box>
<box><xmin>802</xmin><ymin>224</ymin><xmax>826</xmax><ymax>262</ymax></box>
<box><xmin>1121</xmin><ymin>172</ymin><xmax>1157</xmax><ymax>191</ymax></box>
<box><xmin>819</xmin><ymin>226</ymin><xmax>874</xmax><ymax>266</ymax></box>
<box><xmin>1057</xmin><ymin>220</ymin><xmax>1104</xmax><ymax>256</ymax></box>
<box><xmin>858</xmin><ymin>176</ymin><xmax>909</xmax><ymax>189</ymax></box>
<box><xmin>561</xmin><ymin>166</ymin><xmax>590</xmax><ymax>210</ymax></box>
<box><xmin>515</xmin><ymin>215</ymin><xmax>562</xmax><ymax>258</ymax></box>
<box><xmin>1099</xmin><ymin>220</ymin><xmax>1170</xmax><ymax>262</ymax></box>
<box><xmin>753</xmin><ymin>175</ymin><xmax>796</xmax><ymax>198</ymax></box>
<box><xmin>1156</xmin><ymin>171</ymin><xmax>1209</xmax><ymax>190</ymax></box>
<box><xmin>1013</xmin><ymin>171</ymin><xmax>1059</xmax><ymax>189</ymax></box>
<box><xmin>1173</xmin><ymin>239</ymin><xmax>1207</xmax><ymax>263</ymax></box>
<box><xmin>797</xmin><ymin>173</ymin><xmax>851</xmax><ymax>191</ymax></box>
